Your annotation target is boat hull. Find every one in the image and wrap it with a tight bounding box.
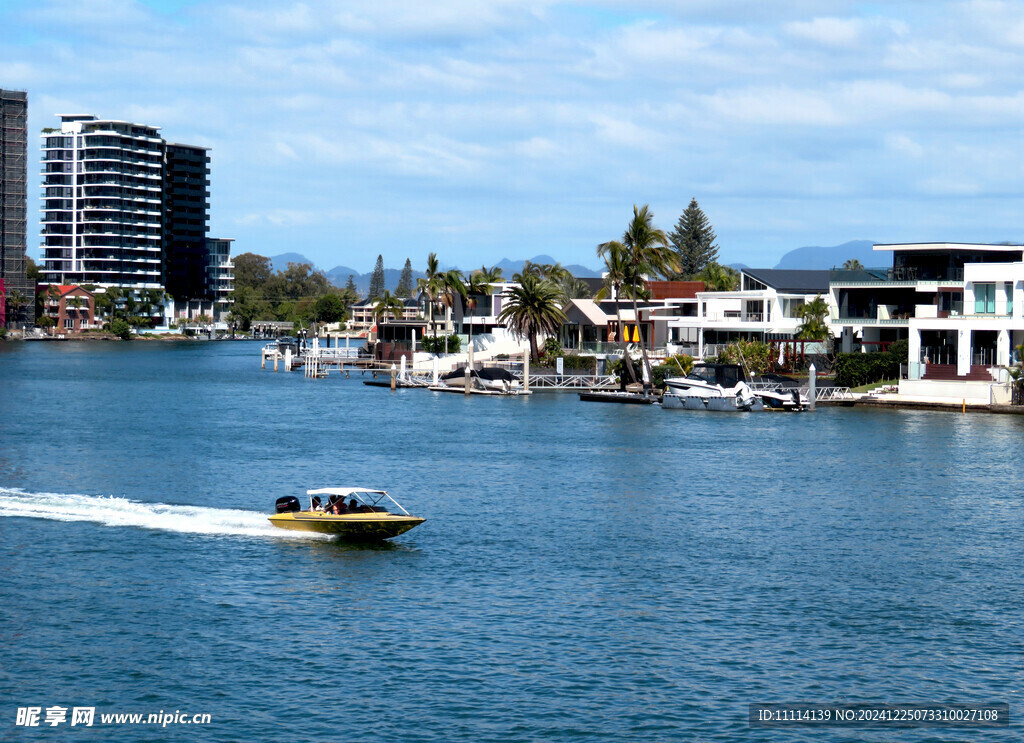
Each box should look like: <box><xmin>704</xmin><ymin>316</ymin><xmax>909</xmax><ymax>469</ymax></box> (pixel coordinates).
<box><xmin>661</xmin><ymin>393</ymin><xmax>762</xmax><ymax>412</ymax></box>
<box><xmin>268</xmin><ymin>512</ymin><xmax>425</xmax><ymax>540</ymax></box>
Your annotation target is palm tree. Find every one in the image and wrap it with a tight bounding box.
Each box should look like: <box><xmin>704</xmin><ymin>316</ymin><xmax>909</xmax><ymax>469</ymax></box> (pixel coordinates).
<box><xmin>416</xmin><ymin>253</ymin><xmax>445</xmax><ymax>337</ymax></box>
<box><xmin>464</xmin><ymin>272</ymin><xmax>494</xmax><ymax>344</ymax></box>
<box><xmin>474</xmin><ymin>265</ymin><xmax>504</xmax><ymax>284</ymax></box>
<box><xmin>600</xmin><ymin>204</ymin><xmax>678</xmax><ymax>390</ymax></box>
<box><xmin>700</xmin><ymin>262</ymin><xmax>740</xmax><ymax>291</ymax></box>
<box><xmin>796</xmin><ymin>294</ymin><xmax>830</xmax><ymax>341</ymax></box>
<box><xmin>6</xmin><ymin>290</ymin><xmax>28</xmax><ymax>327</ymax></box>
<box><xmin>438</xmin><ymin>269</ymin><xmax>467</xmax><ymax>333</ymax></box>
<box><xmin>595</xmin><ymin>241</ymin><xmax>640</xmax><ymax>385</ymax></box>
<box><xmin>497</xmin><ymin>273</ymin><xmax>567</xmax><ymax>362</ymax></box>
<box><xmin>372</xmin><ymin>290</ymin><xmax>405</xmax><ymax>326</ymax></box>
<box><xmin>842</xmin><ymin>258</ymin><xmax>864</xmax><ymax>270</ymax></box>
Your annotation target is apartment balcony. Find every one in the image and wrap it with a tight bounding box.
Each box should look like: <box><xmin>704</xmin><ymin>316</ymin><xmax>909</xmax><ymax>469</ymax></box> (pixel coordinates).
<box><xmin>829</xmin><ymin>267</ymin><xmax>965</xmax><ymax>287</ymax></box>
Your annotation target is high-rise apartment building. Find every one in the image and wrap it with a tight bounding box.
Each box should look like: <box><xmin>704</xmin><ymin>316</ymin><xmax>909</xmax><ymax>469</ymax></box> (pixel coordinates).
<box><xmin>41</xmin><ymin>115</ymin><xmax>165</xmax><ymax>289</ymax></box>
<box><xmin>39</xmin><ymin>115</ymin><xmax>231</xmax><ymax>319</ymax></box>
<box><xmin>1</xmin><ymin>88</ymin><xmax>34</xmax><ymax>327</ymax></box>
<box><xmin>163</xmin><ymin>142</ymin><xmax>211</xmax><ymax>301</ymax></box>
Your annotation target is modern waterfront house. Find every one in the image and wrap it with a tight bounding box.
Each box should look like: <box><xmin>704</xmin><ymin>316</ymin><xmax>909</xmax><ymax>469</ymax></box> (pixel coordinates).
<box><xmin>1</xmin><ymin>88</ymin><xmax>33</xmax><ymax>327</ymax></box>
<box><xmin>662</xmin><ymin>269</ymin><xmax>832</xmax><ymax>359</ymax></box>
<box><xmin>39</xmin><ymin>114</ymin><xmax>234</xmax><ymax>322</ymax></box>
<box><xmin>828</xmin><ymin>243</ymin><xmax>1024</xmax><ymax>378</ymax></box>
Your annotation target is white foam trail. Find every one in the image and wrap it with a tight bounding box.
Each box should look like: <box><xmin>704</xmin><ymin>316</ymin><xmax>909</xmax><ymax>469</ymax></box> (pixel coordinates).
<box><xmin>0</xmin><ymin>487</ymin><xmax>328</xmax><ymax>540</ymax></box>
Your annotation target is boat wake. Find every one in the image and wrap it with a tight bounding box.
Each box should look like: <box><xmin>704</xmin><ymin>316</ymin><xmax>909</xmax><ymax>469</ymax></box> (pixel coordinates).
<box><xmin>0</xmin><ymin>487</ymin><xmax>328</xmax><ymax>540</ymax></box>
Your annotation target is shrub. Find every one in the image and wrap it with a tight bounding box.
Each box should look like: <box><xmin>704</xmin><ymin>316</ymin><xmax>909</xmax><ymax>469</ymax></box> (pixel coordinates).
<box><xmin>541</xmin><ymin>337</ymin><xmax>562</xmax><ymax>359</ymax></box>
<box><xmin>559</xmin><ymin>354</ymin><xmax>596</xmax><ymax>372</ymax></box>
<box><xmin>833</xmin><ymin>351</ymin><xmax>900</xmax><ymax>388</ymax></box>
<box><xmin>888</xmin><ymin>339</ymin><xmax>909</xmax><ymax>363</ymax></box>
<box><xmin>109</xmin><ymin>318</ymin><xmax>133</xmax><ymax>341</ymax></box>
<box><xmin>420</xmin><ymin>333</ymin><xmax>461</xmax><ymax>354</ymax></box>
<box><xmin>716</xmin><ymin>339</ymin><xmax>772</xmax><ymax>374</ymax></box>
<box><xmin>607</xmin><ymin>355</ymin><xmax>642</xmax><ymax>384</ymax></box>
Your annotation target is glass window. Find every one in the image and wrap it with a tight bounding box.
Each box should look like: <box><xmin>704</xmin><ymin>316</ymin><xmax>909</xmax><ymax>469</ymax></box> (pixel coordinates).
<box><xmin>1006</xmin><ymin>283</ymin><xmax>1013</xmax><ymax>316</ymax></box>
<box><xmin>974</xmin><ymin>283</ymin><xmax>995</xmax><ymax>314</ymax></box>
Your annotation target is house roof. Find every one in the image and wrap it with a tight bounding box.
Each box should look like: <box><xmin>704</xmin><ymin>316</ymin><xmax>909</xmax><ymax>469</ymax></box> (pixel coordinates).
<box><xmin>58</xmin><ymin>285</ymin><xmax>94</xmax><ymax>298</ymax></box>
<box><xmin>742</xmin><ymin>269</ymin><xmax>830</xmax><ymax>293</ymax></box>
<box><xmin>566</xmin><ymin>299</ymin><xmax>608</xmax><ymax>326</ymax></box>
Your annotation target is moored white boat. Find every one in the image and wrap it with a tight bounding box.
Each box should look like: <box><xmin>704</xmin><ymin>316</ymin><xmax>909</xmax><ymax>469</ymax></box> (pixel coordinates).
<box><xmin>661</xmin><ymin>363</ymin><xmax>762</xmax><ymax>412</ymax></box>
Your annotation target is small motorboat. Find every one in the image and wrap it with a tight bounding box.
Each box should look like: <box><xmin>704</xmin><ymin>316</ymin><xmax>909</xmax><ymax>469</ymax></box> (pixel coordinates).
<box><xmin>269</xmin><ymin>488</ymin><xmax>425</xmax><ymax>540</ymax></box>
<box><xmin>441</xmin><ymin>366</ymin><xmax>521</xmax><ymax>392</ymax></box>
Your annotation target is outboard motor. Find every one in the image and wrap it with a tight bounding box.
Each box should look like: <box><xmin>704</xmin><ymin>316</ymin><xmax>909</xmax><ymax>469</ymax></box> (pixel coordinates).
<box><xmin>791</xmin><ymin>389</ymin><xmax>802</xmax><ymax>410</ymax></box>
<box><xmin>275</xmin><ymin>495</ymin><xmax>301</xmax><ymax>513</ymax></box>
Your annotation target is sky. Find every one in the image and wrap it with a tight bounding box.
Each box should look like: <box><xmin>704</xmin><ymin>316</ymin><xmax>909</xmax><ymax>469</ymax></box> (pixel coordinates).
<box><xmin>3</xmin><ymin>0</ymin><xmax>1024</xmax><ymax>273</ymax></box>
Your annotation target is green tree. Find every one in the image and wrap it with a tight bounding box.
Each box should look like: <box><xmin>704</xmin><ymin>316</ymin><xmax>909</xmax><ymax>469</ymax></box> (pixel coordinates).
<box><xmin>842</xmin><ymin>258</ymin><xmax>864</xmax><ymax>270</ymax></box>
<box><xmin>497</xmin><ymin>273</ymin><xmax>567</xmax><ymax>362</ymax></box>
<box><xmin>594</xmin><ymin>241</ymin><xmax>641</xmax><ymax>385</ymax></box>
<box><xmin>5</xmin><ymin>290</ymin><xmax>28</xmax><ymax>327</ymax></box>
<box><xmin>668</xmin><ymin>198</ymin><xmax>719</xmax><ymax>277</ymax></box>
<box><xmin>439</xmin><ymin>269</ymin><xmax>467</xmax><ymax>326</ymax></box>
<box><xmin>796</xmin><ymin>294</ymin><xmax>830</xmax><ymax>341</ymax></box>
<box><xmin>416</xmin><ymin>253</ymin><xmax>445</xmax><ymax>336</ymax></box>
<box><xmin>464</xmin><ymin>272</ymin><xmax>493</xmax><ymax>342</ymax></box>
<box><xmin>372</xmin><ymin>290</ymin><xmax>405</xmax><ymax>326</ymax></box>
<box><xmin>233</xmin><ymin>253</ymin><xmax>273</xmax><ymax>290</ymax></box>
<box><xmin>699</xmin><ymin>261</ymin><xmax>740</xmax><ymax>291</ymax></box>
<box><xmin>345</xmin><ymin>274</ymin><xmax>359</xmax><ymax>297</ymax></box>
<box><xmin>26</xmin><ymin>256</ymin><xmax>40</xmax><ymax>284</ymax></box>
<box><xmin>368</xmin><ymin>254</ymin><xmax>386</xmax><ymax>300</ymax></box>
<box><xmin>395</xmin><ymin>258</ymin><xmax>414</xmax><ymax>297</ymax></box>
<box><xmin>314</xmin><ymin>293</ymin><xmax>348</xmax><ymax>324</ymax></box>
<box><xmin>599</xmin><ymin>204</ymin><xmax>678</xmax><ymax>390</ymax></box>
<box><xmin>473</xmin><ymin>265</ymin><xmax>504</xmax><ymax>284</ymax></box>
<box><xmin>557</xmin><ymin>274</ymin><xmax>592</xmax><ymax>301</ymax></box>
<box><xmin>109</xmin><ymin>318</ymin><xmax>133</xmax><ymax>340</ymax></box>
<box><xmin>227</xmin><ymin>285</ymin><xmax>270</xmax><ymax>331</ymax></box>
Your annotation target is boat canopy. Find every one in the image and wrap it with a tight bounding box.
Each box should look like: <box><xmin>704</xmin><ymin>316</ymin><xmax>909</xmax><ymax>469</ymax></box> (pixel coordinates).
<box><xmin>307</xmin><ymin>487</ymin><xmax>387</xmax><ymax>498</ymax></box>
<box><xmin>305</xmin><ymin>487</ymin><xmax>413</xmax><ymax>516</ymax></box>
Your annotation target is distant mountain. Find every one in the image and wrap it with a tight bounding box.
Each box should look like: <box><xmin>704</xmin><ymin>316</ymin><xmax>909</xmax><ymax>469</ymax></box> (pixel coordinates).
<box><xmin>772</xmin><ymin>240</ymin><xmax>876</xmax><ymax>270</ymax></box>
<box><xmin>492</xmin><ymin>255</ymin><xmax>601</xmax><ymax>278</ymax></box>
<box><xmin>268</xmin><ymin>252</ymin><xmax>314</xmax><ymax>272</ymax></box>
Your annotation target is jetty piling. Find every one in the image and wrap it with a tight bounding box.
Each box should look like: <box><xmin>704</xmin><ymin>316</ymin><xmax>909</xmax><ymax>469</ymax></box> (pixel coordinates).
<box><xmin>809</xmin><ymin>363</ymin><xmax>816</xmax><ymax>410</ymax></box>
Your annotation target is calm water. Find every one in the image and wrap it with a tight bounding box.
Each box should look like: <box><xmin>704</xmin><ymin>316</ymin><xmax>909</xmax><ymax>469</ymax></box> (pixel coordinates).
<box><xmin>1</xmin><ymin>341</ymin><xmax>1022</xmax><ymax>742</ymax></box>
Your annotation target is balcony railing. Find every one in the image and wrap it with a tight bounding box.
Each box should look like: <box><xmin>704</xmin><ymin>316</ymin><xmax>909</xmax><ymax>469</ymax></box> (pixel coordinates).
<box><xmin>830</xmin><ymin>267</ymin><xmax>966</xmax><ymax>285</ymax></box>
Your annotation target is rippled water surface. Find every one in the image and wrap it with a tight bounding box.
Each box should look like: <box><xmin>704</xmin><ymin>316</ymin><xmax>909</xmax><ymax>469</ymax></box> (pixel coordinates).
<box><xmin>1</xmin><ymin>341</ymin><xmax>1022</xmax><ymax>741</ymax></box>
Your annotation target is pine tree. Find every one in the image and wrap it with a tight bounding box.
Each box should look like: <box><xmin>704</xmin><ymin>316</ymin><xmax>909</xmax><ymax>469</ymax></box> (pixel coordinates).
<box><xmin>345</xmin><ymin>274</ymin><xmax>358</xmax><ymax>299</ymax></box>
<box><xmin>668</xmin><ymin>198</ymin><xmax>719</xmax><ymax>278</ymax></box>
<box><xmin>395</xmin><ymin>258</ymin><xmax>414</xmax><ymax>297</ymax></box>
<box><xmin>367</xmin><ymin>254</ymin><xmax>386</xmax><ymax>300</ymax></box>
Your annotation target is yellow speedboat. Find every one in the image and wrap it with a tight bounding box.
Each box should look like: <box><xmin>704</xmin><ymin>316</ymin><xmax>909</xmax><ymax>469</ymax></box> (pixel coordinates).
<box><xmin>269</xmin><ymin>487</ymin><xmax>425</xmax><ymax>540</ymax></box>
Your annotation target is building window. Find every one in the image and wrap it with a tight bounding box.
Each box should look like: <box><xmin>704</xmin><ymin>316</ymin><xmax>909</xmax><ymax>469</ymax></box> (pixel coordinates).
<box><xmin>1006</xmin><ymin>283</ymin><xmax>1013</xmax><ymax>316</ymax></box>
<box><xmin>974</xmin><ymin>283</ymin><xmax>995</xmax><ymax>314</ymax></box>
<box><xmin>64</xmin><ymin>318</ymin><xmax>74</xmax><ymax>329</ymax></box>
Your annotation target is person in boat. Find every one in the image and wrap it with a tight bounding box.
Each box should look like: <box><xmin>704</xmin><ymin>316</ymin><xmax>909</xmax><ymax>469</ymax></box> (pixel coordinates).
<box><xmin>311</xmin><ymin>496</ymin><xmax>324</xmax><ymax>512</ymax></box>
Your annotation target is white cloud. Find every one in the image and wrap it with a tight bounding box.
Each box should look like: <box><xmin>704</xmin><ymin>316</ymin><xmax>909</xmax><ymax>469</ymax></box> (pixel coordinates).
<box><xmin>11</xmin><ymin>0</ymin><xmax>1024</xmax><ymax>269</ymax></box>
<box><xmin>785</xmin><ymin>17</ymin><xmax>868</xmax><ymax>47</ymax></box>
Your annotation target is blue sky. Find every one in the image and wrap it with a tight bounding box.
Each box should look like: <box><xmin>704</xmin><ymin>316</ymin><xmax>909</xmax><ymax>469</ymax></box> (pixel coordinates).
<box><xmin>3</xmin><ymin>0</ymin><xmax>1024</xmax><ymax>272</ymax></box>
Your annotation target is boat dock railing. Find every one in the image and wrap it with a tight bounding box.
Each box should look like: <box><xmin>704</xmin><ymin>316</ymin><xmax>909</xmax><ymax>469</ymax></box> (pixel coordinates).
<box><xmin>522</xmin><ymin>373</ymin><xmax>619</xmax><ymax>390</ymax></box>
<box><xmin>802</xmin><ymin>385</ymin><xmax>854</xmax><ymax>402</ymax></box>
